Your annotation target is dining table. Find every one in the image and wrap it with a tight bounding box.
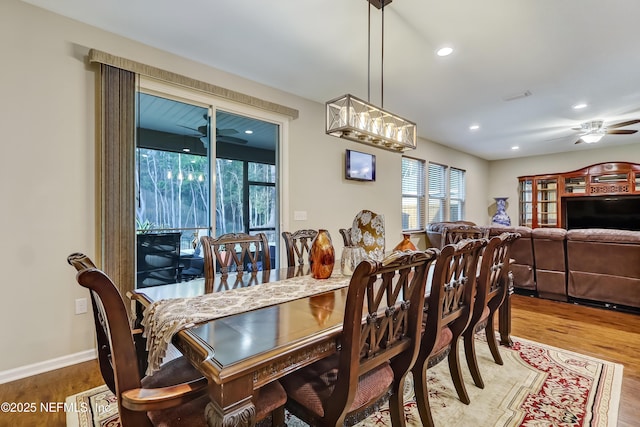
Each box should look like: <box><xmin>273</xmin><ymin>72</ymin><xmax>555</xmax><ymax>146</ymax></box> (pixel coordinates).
<box><xmin>131</xmin><ymin>264</ymin><xmax>514</xmax><ymax>427</ymax></box>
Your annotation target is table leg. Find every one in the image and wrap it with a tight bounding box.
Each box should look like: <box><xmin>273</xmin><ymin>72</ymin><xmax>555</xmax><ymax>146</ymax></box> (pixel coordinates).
<box><xmin>498</xmin><ymin>271</ymin><xmax>514</xmax><ymax>347</ymax></box>
<box><xmin>204</xmin><ymin>380</ymin><xmax>256</xmax><ymax>427</ymax></box>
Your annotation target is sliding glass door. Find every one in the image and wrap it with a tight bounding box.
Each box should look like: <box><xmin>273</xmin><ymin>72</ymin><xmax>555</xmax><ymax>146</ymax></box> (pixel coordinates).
<box><xmin>135</xmin><ymin>86</ymin><xmax>280</xmax><ymax>288</ymax></box>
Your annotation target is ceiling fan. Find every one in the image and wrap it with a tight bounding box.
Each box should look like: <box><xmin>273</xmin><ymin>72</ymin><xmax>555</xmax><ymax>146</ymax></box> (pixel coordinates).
<box><xmin>178</xmin><ymin>118</ymin><xmax>248</xmax><ymax>145</ymax></box>
<box><xmin>573</xmin><ymin>119</ymin><xmax>640</xmax><ymax>144</ymax></box>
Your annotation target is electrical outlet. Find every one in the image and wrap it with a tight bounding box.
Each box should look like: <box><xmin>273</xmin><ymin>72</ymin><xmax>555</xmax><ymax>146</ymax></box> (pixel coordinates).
<box><xmin>75</xmin><ymin>298</ymin><xmax>88</xmax><ymax>315</ymax></box>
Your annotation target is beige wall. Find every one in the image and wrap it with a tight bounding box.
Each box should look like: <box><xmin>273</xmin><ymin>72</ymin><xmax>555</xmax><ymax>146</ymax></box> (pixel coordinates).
<box><xmin>489</xmin><ymin>144</ymin><xmax>640</xmax><ymax>222</ymax></box>
<box><xmin>1</xmin><ymin>0</ymin><xmax>492</xmax><ymax>374</ymax></box>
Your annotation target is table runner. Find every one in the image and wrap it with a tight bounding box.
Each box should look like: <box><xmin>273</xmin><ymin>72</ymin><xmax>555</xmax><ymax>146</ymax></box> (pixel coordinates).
<box><xmin>142</xmin><ymin>270</ymin><xmax>350</xmax><ymax>375</ymax></box>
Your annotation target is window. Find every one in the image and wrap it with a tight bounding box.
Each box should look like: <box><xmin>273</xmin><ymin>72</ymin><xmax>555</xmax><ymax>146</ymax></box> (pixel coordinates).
<box><xmin>428</xmin><ymin>163</ymin><xmax>466</xmax><ymax>222</ymax></box>
<box><xmin>428</xmin><ymin>163</ymin><xmax>447</xmax><ymax>222</ymax></box>
<box><xmin>449</xmin><ymin>167</ymin><xmax>466</xmax><ymax>221</ymax></box>
<box><xmin>401</xmin><ymin>157</ymin><xmax>425</xmax><ymax>231</ymax></box>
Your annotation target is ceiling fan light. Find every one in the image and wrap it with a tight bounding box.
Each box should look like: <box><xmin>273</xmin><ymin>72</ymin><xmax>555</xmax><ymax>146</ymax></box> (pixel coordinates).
<box><xmin>580</xmin><ymin>133</ymin><xmax>604</xmax><ymax>144</ymax></box>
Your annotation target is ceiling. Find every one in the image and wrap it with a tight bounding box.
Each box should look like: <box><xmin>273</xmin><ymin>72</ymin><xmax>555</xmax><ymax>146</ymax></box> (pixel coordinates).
<box><xmin>23</xmin><ymin>0</ymin><xmax>640</xmax><ymax>160</ymax></box>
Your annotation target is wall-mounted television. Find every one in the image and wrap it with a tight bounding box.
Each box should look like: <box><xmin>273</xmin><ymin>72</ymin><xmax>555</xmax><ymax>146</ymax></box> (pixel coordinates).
<box><xmin>345</xmin><ymin>149</ymin><xmax>376</xmax><ymax>182</ymax></box>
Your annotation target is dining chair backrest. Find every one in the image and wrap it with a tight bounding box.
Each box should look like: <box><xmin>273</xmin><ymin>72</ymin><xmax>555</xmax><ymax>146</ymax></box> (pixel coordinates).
<box><xmin>68</xmin><ymin>253</ymin><xmax>116</xmax><ymax>393</ymax></box>
<box><xmin>282</xmin><ymin>229</ymin><xmax>318</xmax><ymax>267</ymax></box>
<box><xmin>424</xmin><ymin>238</ymin><xmax>487</xmax><ymax>351</ymax></box>
<box><xmin>472</xmin><ymin>232</ymin><xmax>520</xmax><ymax>325</ymax></box>
<box><xmin>350</xmin><ymin>209</ymin><xmax>385</xmax><ymax>261</ymax></box>
<box><xmin>68</xmin><ymin>254</ymin><xmax>156</xmax><ymax>426</ymax></box>
<box><xmin>334</xmin><ymin>249</ymin><xmax>439</xmax><ymax>423</ymax></box>
<box><xmin>442</xmin><ymin>224</ymin><xmax>489</xmax><ymax>247</ymax></box>
<box><xmin>200</xmin><ymin>232</ymin><xmax>271</xmax><ymax>279</ymax></box>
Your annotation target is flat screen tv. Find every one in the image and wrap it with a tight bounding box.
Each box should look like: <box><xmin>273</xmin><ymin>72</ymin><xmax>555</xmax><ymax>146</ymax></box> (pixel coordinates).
<box><xmin>564</xmin><ymin>196</ymin><xmax>640</xmax><ymax>231</ymax></box>
<box><xmin>345</xmin><ymin>149</ymin><xmax>376</xmax><ymax>182</ymax></box>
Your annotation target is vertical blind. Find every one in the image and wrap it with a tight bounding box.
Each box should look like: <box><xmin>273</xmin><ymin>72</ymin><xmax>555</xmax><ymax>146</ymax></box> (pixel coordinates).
<box><xmin>401</xmin><ymin>157</ymin><xmax>425</xmax><ymax>231</ymax></box>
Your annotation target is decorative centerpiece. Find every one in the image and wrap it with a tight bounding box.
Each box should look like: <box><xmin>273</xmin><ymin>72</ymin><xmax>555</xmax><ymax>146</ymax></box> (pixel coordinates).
<box><xmin>340</xmin><ymin>245</ymin><xmax>366</xmax><ymax>276</ymax></box>
<box><xmin>309</xmin><ymin>229</ymin><xmax>335</xmax><ymax>279</ymax></box>
<box><xmin>492</xmin><ymin>197</ymin><xmax>511</xmax><ymax>226</ymax></box>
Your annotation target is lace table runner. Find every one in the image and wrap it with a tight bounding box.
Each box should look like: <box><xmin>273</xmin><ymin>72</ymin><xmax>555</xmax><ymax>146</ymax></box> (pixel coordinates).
<box><xmin>142</xmin><ymin>270</ymin><xmax>350</xmax><ymax>375</ymax></box>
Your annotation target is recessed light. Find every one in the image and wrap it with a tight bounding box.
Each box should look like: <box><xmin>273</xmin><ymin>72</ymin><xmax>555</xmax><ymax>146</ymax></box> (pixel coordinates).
<box><xmin>511</xmin><ymin>146</ymin><xmax>520</xmax><ymax>150</ymax></box>
<box><xmin>469</xmin><ymin>124</ymin><xmax>480</xmax><ymax>131</ymax></box>
<box><xmin>573</xmin><ymin>103</ymin><xmax>588</xmax><ymax>110</ymax></box>
<box><xmin>245</xmin><ymin>130</ymin><xmax>253</xmax><ymax>134</ymax></box>
<box><xmin>436</xmin><ymin>47</ymin><xmax>453</xmax><ymax>57</ymax></box>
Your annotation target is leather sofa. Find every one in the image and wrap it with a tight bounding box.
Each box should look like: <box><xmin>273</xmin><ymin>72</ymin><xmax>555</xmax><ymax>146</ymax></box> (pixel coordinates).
<box><xmin>488</xmin><ymin>225</ymin><xmax>536</xmax><ymax>292</ymax></box>
<box><xmin>566</xmin><ymin>228</ymin><xmax>640</xmax><ymax>309</ymax></box>
<box><xmin>531</xmin><ymin>228</ymin><xmax>568</xmax><ymax>302</ymax></box>
<box><xmin>425</xmin><ymin>221</ymin><xmax>478</xmax><ymax>249</ymax></box>
<box><xmin>427</xmin><ymin>222</ymin><xmax>640</xmax><ymax>311</ymax></box>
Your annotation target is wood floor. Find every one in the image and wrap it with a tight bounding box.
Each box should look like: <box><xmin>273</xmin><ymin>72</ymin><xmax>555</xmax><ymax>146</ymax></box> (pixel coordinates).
<box><xmin>0</xmin><ymin>294</ymin><xmax>638</xmax><ymax>426</ymax></box>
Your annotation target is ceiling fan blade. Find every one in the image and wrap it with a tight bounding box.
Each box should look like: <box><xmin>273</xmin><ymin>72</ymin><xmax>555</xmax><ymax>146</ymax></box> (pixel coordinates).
<box><xmin>606</xmin><ymin>129</ymin><xmax>638</xmax><ymax>135</ymax></box>
<box><xmin>606</xmin><ymin>119</ymin><xmax>640</xmax><ymax>129</ymax></box>
<box><xmin>217</xmin><ymin>135</ymin><xmax>248</xmax><ymax>145</ymax></box>
<box><xmin>216</xmin><ymin>128</ymin><xmax>239</xmax><ymax>136</ymax></box>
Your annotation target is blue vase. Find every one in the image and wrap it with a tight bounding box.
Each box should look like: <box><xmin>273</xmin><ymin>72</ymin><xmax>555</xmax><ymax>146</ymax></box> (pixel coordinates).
<box><xmin>492</xmin><ymin>197</ymin><xmax>511</xmax><ymax>226</ymax></box>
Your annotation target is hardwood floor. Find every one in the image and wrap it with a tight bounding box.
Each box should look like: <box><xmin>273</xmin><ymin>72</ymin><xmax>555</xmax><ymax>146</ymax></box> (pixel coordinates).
<box><xmin>0</xmin><ymin>294</ymin><xmax>637</xmax><ymax>426</ymax></box>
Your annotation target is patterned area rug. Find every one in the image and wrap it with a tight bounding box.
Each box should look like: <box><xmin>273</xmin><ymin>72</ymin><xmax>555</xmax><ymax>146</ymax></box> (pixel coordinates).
<box><xmin>66</xmin><ymin>335</ymin><xmax>622</xmax><ymax>427</ymax></box>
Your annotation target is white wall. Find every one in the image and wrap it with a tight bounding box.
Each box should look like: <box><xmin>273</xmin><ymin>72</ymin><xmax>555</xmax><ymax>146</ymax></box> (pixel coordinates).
<box><xmin>489</xmin><ymin>144</ymin><xmax>640</xmax><ymax>222</ymax></box>
<box><xmin>1</xmin><ymin>0</ymin><xmax>491</xmax><ymax>375</ymax></box>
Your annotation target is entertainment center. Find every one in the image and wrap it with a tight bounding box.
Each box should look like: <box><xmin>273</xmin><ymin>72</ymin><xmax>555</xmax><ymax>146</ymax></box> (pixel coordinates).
<box><xmin>518</xmin><ymin>161</ymin><xmax>640</xmax><ymax>230</ymax></box>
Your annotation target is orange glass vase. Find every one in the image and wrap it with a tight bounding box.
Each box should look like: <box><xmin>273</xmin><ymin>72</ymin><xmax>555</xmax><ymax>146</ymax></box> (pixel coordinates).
<box><xmin>309</xmin><ymin>229</ymin><xmax>335</xmax><ymax>279</ymax></box>
<box><xmin>393</xmin><ymin>234</ymin><xmax>417</xmax><ymax>252</ymax></box>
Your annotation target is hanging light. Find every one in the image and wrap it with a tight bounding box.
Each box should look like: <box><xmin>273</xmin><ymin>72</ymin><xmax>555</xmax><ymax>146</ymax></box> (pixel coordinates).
<box><xmin>326</xmin><ymin>0</ymin><xmax>416</xmax><ymax>152</ymax></box>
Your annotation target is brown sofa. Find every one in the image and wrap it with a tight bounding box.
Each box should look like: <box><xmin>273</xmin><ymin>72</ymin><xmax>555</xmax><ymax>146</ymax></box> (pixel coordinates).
<box><xmin>425</xmin><ymin>221</ymin><xmax>478</xmax><ymax>249</ymax></box>
<box><xmin>566</xmin><ymin>228</ymin><xmax>640</xmax><ymax>309</ymax></box>
<box><xmin>532</xmin><ymin>228</ymin><xmax>568</xmax><ymax>302</ymax></box>
<box><xmin>488</xmin><ymin>225</ymin><xmax>536</xmax><ymax>292</ymax></box>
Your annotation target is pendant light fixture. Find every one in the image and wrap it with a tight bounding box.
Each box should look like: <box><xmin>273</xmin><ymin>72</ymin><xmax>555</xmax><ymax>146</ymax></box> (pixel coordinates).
<box><xmin>326</xmin><ymin>0</ymin><xmax>417</xmax><ymax>152</ymax></box>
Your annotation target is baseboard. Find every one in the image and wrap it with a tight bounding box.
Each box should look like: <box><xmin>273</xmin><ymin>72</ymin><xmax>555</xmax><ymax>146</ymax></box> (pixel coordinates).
<box><xmin>0</xmin><ymin>349</ymin><xmax>97</xmax><ymax>384</ymax></box>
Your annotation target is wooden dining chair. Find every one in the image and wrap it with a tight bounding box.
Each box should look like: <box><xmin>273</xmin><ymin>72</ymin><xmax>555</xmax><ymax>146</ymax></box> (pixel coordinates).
<box><xmin>201</xmin><ymin>232</ymin><xmax>271</xmax><ymax>281</ymax></box>
<box><xmin>281</xmin><ymin>249</ymin><xmax>439</xmax><ymax>427</ymax></box>
<box><xmin>282</xmin><ymin>229</ymin><xmax>318</xmax><ymax>267</ymax></box>
<box><xmin>441</xmin><ymin>224</ymin><xmax>489</xmax><ymax>246</ymax></box>
<box><xmin>68</xmin><ymin>252</ymin><xmax>286</xmax><ymax>427</ymax></box>
<box><xmin>463</xmin><ymin>232</ymin><xmax>520</xmax><ymax>389</ymax></box>
<box><xmin>412</xmin><ymin>238</ymin><xmax>487</xmax><ymax>427</ymax></box>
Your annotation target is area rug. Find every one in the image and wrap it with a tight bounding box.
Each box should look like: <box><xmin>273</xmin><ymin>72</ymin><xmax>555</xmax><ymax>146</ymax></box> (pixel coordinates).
<box><xmin>66</xmin><ymin>335</ymin><xmax>623</xmax><ymax>427</ymax></box>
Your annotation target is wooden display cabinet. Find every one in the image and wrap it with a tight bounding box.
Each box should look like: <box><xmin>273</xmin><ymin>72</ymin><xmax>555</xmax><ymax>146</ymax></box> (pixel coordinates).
<box><xmin>518</xmin><ymin>162</ymin><xmax>640</xmax><ymax>228</ymax></box>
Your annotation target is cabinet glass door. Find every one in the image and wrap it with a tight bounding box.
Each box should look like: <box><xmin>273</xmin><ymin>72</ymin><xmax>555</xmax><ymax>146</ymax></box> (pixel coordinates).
<box><xmin>536</xmin><ymin>179</ymin><xmax>557</xmax><ymax>227</ymax></box>
<box><xmin>519</xmin><ymin>179</ymin><xmax>533</xmax><ymax>227</ymax></box>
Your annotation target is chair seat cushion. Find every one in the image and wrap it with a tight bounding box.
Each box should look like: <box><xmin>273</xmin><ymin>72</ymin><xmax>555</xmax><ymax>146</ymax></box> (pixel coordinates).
<box><xmin>435</xmin><ymin>326</ymin><xmax>454</xmax><ymax>353</ymax></box>
<box><xmin>141</xmin><ymin>356</ymin><xmax>203</xmax><ymax>388</ymax></box>
<box><xmin>145</xmin><ymin>357</ymin><xmax>285</xmax><ymax>424</ymax></box>
<box><xmin>254</xmin><ymin>380</ymin><xmax>287</xmax><ymax>421</ymax></box>
<box><xmin>281</xmin><ymin>353</ymin><xmax>394</xmax><ymax>418</ymax></box>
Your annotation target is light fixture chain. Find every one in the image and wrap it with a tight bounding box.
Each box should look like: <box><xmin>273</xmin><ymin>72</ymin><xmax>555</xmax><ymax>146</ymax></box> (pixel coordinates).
<box><xmin>381</xmin><ymin>1</ymin><xmax>384</xmax><ymax>109</ymax></box>
<box><xmin>367</xmin><ymin>0</ymin><xmax>371</xmax><ymax>103</ymax></box>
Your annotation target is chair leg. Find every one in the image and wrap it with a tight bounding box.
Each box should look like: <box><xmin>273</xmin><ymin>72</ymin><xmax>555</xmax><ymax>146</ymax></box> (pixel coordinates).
<box><xmin>463</xmin><ymin>329</ymin><xmax>485</xmax><ymax>389</ymax></box>
<box><xmin>271</xmin><ymin>406</ymin><xmax>285</xmax><ymax>427</ymax></box>
<box><xmin>485</xmin><ymin>311</ymin><xmax>503</xmax><ymax>365</ymax></box>
<box><xmin>388</xmin><ymin>377</ymin><xmax>407</xmax><ymax>427</ymax></box>
<box><xmin>447</xmin><ymin>339</ymin><xmax>470</xmax><ymax>405</ymax></box>
<box><xmin>412</xmin><ymin>363</ymin><xmax>436</xmax><ymax>427</ymax></box>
